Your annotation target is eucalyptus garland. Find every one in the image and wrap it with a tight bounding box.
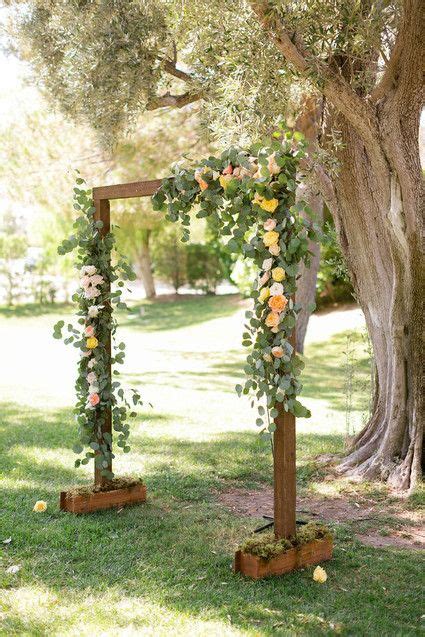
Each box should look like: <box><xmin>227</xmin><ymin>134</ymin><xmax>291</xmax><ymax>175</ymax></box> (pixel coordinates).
<box><xmin>152</xmin><ymin>130</ymin><xmax>319</xmax><ymax>438</ymax></box>
<box><xmin>53</xmin><ymin>177</ymin><xmax>143</xmax><ymax>479</ymax></box>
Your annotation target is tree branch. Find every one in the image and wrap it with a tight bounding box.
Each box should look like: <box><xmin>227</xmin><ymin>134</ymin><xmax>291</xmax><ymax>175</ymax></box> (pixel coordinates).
<box><xmin>250</xmin><ymin>1</ymin><xmax>382</xmax><ymax>152</ymax></box>
<box><xmin>162</xmin><ymin>59</ymin><xmax>194</xmax><ymax>84</ymax></box>
<box><xmin>146</xmin><ymin>90</ymin><xmax>203</xmax><ymax>111</ymax></box>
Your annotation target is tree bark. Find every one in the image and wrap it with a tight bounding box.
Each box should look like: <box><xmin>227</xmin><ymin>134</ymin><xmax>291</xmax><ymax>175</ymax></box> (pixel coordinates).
<box><xmin>295</xmin><ymin>96</ymin><xmax>324</xmax><ymax>353</ymax></box>
<box><xmin>329</xmin><ymin>98</ymin><xmax>424</xmax><ymax>490</ymax></box>
<box><xmin>137</xmin><ymin>230</ymin><xmax>156</xmax><ymax>299</ymax></box>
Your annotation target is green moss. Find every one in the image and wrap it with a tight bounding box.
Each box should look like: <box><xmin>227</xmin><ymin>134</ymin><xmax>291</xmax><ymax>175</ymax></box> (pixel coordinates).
<box><xmin>67</xmin><ymin>476</ymin><xmax>144</xmax><ymax>497</ymax></box>
<box><xmin>240</xmin><ymin>522</ymin><xmax>332</xmax><ymax>561</ymax></box>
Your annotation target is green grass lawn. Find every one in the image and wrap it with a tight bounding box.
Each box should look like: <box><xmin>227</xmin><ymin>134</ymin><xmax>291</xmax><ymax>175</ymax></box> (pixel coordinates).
<box><xmin>0</xmin><ymin>295</ymin><xmax>422</xmax><ymax>636</ymax></box>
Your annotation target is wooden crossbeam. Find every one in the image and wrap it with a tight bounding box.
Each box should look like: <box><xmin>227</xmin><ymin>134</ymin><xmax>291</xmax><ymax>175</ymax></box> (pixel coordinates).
<box><xmin>92</xmin><ymin>179</ymin><xmax>162</xmax><ymax>202</ymax></box>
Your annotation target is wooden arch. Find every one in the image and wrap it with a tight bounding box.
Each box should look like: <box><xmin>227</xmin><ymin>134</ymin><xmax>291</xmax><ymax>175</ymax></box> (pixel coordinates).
<box><xmin>91</xmin><ymin>177</ymin><xmax>296</xmax><ymax>542</ymax></box>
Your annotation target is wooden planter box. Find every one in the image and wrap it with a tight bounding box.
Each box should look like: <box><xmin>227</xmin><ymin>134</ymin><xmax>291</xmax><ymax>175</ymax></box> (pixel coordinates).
<box><xmin>234</xmin><ymin>537</ymin><xmax>333</xmax><ymax>580</ymax></box>
<box><xmin>60</xmin><ymin>483</ymin><xmax>147</xmax><ymax>514</ymax></box>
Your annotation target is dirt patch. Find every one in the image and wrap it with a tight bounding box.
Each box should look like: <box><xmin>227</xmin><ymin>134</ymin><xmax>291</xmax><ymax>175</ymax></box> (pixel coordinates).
<box><xmin>217</xmin><ymin>486</ymin><xmax>425</xmax><ymax>551</ymax></box>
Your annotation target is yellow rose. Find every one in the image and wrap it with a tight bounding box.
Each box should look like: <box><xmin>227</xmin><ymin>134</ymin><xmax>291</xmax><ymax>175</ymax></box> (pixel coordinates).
<box><xmin>261</xmin><ymin>198</ymin><xmax>279</xmax><ymax>213</ymax></box>
<box><xmin>219</xmin><ymin>174</ymin><xmax>234</xmax><ymax>189</ymax></box>
<box><xmin>33</xmin><ymin>500</ymin><xmax>47</xmax><ymax>513</ymax></box>
<box><xmin>313</xmin><ymin>566</ymin><xmax>327</xmax><ymax>583</ymax></box>
<box><xmin>272</xmin><ymin>267</ymin><xmax>286</xmax><ymax>282</ymax></box>
<box><xmin>263</xmin><ymin>231</ymin><xmax>279</xmax><ymax>247</ymax></box>
<box><xmin>253</xmin><ymin>194</ymin><xmax>279</xmax><ymax>213</ymax></box>
<box><xmin>86</xmin><ymin>337</ymin><xmax>99</xmax><ymax>349</ymax></box>
<box><xmin>258</xmin><ymin>287</ymin><xmax>270</xmax><ymax>303</ymax></box>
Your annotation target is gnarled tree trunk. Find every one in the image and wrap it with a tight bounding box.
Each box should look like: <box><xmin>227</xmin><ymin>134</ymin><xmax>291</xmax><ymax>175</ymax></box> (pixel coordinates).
<box><xmin>331</xmin><ymin>80</ymin><xmax>424</xmax><ymax>490</ymax></box>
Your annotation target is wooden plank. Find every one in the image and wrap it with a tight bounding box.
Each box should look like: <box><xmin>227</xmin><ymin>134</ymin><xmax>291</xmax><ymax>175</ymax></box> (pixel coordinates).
<box><xmin>60</xmin><ymin>484</ymin><xmax>147</xmax><ymax>514</ymax></box>
<box><xmin>234</xmin><ymin>537</ymin><xmax>333</xmax><ymax>579</ymax></box>
<box><xmin>273</xmin><ymin>316</ymin><xmax>297</xmax><ymax>539</ymax></box>
<box><xmin>93</xmin><ymin>198</ymin><xmax>112</xmax><ymax>486</ymax></box>
<box><xmin>92</xmin><ymin>179</ymin><xmax>163</xmax><ymax>201</ymax></box>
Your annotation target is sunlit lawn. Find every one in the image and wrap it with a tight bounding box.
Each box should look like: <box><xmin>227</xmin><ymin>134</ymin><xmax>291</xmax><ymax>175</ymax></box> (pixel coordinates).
<box><xmin>0</xmin><ymin>295</ymin><xmax>422</xmax><ymax>636</ymax></box>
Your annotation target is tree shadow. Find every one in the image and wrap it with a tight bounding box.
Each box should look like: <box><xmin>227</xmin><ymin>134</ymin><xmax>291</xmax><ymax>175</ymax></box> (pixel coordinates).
<box><xmin>119</xmin><ymin>294</ymin><xmax>244</xmax><ymax>332</ymax></box>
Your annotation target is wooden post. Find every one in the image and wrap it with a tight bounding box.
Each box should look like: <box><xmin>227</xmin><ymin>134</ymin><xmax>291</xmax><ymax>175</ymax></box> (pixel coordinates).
<box><xmin>93</xmin><ymin>197</ymin><xmax>112</xmax><ymax>486</ymax></box>
<box><xmin>273</xmin><ymin>327</ymin><xmax>296</xmax><ymax>539</ymax></box>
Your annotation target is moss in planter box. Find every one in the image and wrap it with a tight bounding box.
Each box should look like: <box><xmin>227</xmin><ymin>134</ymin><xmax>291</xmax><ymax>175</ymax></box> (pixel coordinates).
<box><xmin>67</xmin><ymin>476</ymin><xmax>144</xmax><ymax>497</ymax></box>
<box><xmin>240</xmin><ymin>522</ymin><xmax>332</xmax><ymax>561</ymax></box>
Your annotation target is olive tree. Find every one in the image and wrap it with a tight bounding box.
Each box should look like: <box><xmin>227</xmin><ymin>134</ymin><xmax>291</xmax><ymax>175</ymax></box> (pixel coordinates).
<box><xmin>8</xmin><ymin>0</ymin><xmax>424</xmax><ymax>489</ymax></box>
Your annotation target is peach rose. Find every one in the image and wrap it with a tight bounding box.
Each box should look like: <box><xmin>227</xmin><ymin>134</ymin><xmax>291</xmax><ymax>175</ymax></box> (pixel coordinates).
<box><xmin>263</xmin><ymin>231</ymin><xmax>279</xmax><ymax>247</ymax></box>
<box><xmin>84</xmin><ymin>325</ymin><xmax>95</xmax><ymax>337</ymax></box>
<box><xmin>264</xmin><ymin>218</ymin><xmax>276</xmax><ymax>231</ymax></box>
<box><xmin>258</xmin><ymin>271</ymin><xmax>270</xmax><ymax>287</ymax></box>
<box><xmin>268</xmin><ymin>152</ymin><xmax>281</xmax><ymax>175</ymax></box>
<box><xmin>272</xmin><ymin>346</ymin><xmax>284</xmax><ymax>358</ymax></box>
<box><xmin>265</xmin><ymin>312</ymin><xmax>280</xmax><ymax>328</ymax></box>
<box><xmin>88</xmin><ymin>393</ymin><xmax>100</xmax><ymax>406</ymax></box>
<box><xmin>194</xmin><ymin>167</ymin><xmax>209</xmax><ymax>191</ymax></box>
<box><xmin>222</xmin><ymin>164</ymin><xmax>233</xmax><ymax>175</ymax></box>
<box><xmin>269</xmin><ymin>243</ymin><xmax>281</xmax><ymax>256</ymax></box>
<box><xmin>268</xmin><ymin>294</ymin><xmax>288</xmax><ymax>312</ymax></box>
<box><xmin>80</xmin><ymin>275</ymin><xmax>90</xmax><ymax>289</ymax></box>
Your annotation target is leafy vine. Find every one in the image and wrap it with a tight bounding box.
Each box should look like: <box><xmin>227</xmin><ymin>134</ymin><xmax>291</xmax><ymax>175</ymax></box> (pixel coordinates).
<box><xmin>153</xmin><ymin>130</ymin><xmax>319</xmax><ymax>438</ymax></box>
<box><xmin>54</xmin><ymin>177</ymin><xmax>143</xmax><ymax>479</ymax></box>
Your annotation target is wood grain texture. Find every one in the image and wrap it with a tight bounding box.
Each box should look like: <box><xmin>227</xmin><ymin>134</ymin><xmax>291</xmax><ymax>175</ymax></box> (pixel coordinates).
<box><xmin>273</xmin><ymin>315</ymin><xmax>297</xmax><ymax>539</ymax></box>
<box><xmin>92</xmin><ymin>179</ymin><xmax>162</xmax><ymax>201</ymax></box>
<box><xmin>234</xmin><ymin>537</ymin><xmax>333</xmax><ymax>579</ymax></box>
<box><xmin>93</xmin><ymin>198</ymin><xmax>112</xmax><ymax>486</ymax></box>
<box><xmin>59</xmin><ymin>484</ymin><xmax>147</xmax><ymax>514</ymax></box>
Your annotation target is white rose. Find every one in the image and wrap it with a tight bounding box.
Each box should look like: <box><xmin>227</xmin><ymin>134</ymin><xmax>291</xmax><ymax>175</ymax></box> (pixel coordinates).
<box><xmin>81</xmin><ymin>265</ymin><xmax>97</xmax><ymax>276</ymax></box>
<box><xmin>262</xmin><ymin>258</ymin><xmax>273</xmax><ymax>271</ymax></box>
<box><xmin>87</xmin><ymin>359</ymin><xmax>96</xmax><ymax>369</ymax></box>
<box><xmin>270</xmin><ymin>282</ymin><xmax>284</xmax><ymax>296</ymax></box>
<box><xmin>88</xmin><ymin>305</ymin><xmax>99</xmax><ymax>318</ymax></box>
<box><xmin>88</xmin><ymin>384</ymin><xmax>99</xmax><ymax>394</ymax></box>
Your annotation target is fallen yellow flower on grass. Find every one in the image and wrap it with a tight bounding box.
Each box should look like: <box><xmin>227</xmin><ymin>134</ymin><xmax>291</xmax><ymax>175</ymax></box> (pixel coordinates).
<box><xmin>313</xmin><ymin>565</ymin><xmax>327</xmax><ymax>583</ymax></box>
<box><xmin>33</xmin><ymin>501</ymin><xmax>47</xmax><ymax>513</ymax></box>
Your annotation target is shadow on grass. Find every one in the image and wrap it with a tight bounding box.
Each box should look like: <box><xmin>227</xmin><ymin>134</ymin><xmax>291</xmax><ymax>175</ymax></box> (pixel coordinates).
<box><xmin>0</xmin><ymin>401</ymin><xmax>420</xmax><ymax>636</ymax></box>
<box><xmin>119</xmin><ymin>293</ymin><xmax>244</xmax><ymax>332</ymax></box>
<box><xmin>0</xmin><ymin>302</ymin><xmax>72</xmax><ymax>318</ymax></box>
<box><xmin>303</xmin><ymin>331</ymin><xmax>371</xmax><ymax>412</ymax></box>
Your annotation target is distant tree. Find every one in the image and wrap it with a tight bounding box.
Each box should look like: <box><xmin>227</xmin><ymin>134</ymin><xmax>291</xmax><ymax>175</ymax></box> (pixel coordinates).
<box><xmin>152</xmin><ymin>226</ymin><xmax>188</xmax><ymax>293</ymax></box>
<box><xmin>0</xmin><ymin>213</ymin><xmax>28</xmax><ymax>305</ymax></box>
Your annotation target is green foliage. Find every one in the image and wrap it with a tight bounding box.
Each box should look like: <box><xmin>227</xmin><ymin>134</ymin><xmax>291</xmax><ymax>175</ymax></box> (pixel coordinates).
<box><xmin>153</xmin><ymin>129</ymin><xmax>320</xmax><ymax>433</ymax></box>
<box><xmin>9</xmin><ymin>0</ymin><xmax>399</xmax><ymax>148</ymax></box>
<box><xmin>230</xmin><ymin>256</ymin><xmax>258</xmax><ymax>297</ymax></box>
<box><xmin>240</xmin><ymin>523</ymin><xmax>332</xmax><ymax>561</ymax></box>
<box><xmin>0</xmin><ymin>230</ymin><xmax>28</xmax><ymax>306</ymax></box>
<box><xmin>15</xmin><ymin>0</ymin><xmax>170</xmax><ymax>145</ymax></box>
<box><xmin>53</xmin><ymin>178</ymin><xmax>144</xmax><ymax>479</ymax></box>
<box><xmin>317</xmin><ymin>219</ymin><xmax>354</xmax><ymax>305</ymax></box>
<box><xmin>186</xmin><ymin>243</ymin><xmax>225</xmax><ymax>294</ymax></box>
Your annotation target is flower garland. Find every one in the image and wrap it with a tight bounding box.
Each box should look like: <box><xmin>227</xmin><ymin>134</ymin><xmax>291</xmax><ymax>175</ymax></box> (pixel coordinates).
<box><xmin>54</xmin><ymin>177</ymin><xmax>143</xmax><ymax>479</ymax></box>
<box><xmin>153</xmin><ymin>130</ymin><xmax>319</xmax><ymax>438</ymax></box>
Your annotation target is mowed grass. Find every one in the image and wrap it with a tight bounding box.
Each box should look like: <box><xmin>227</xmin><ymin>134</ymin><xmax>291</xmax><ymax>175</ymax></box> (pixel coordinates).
<box><xmin>0</xmin><ymin>295</ymin><xmax>422</xmax><ymax>636</ymax></box>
